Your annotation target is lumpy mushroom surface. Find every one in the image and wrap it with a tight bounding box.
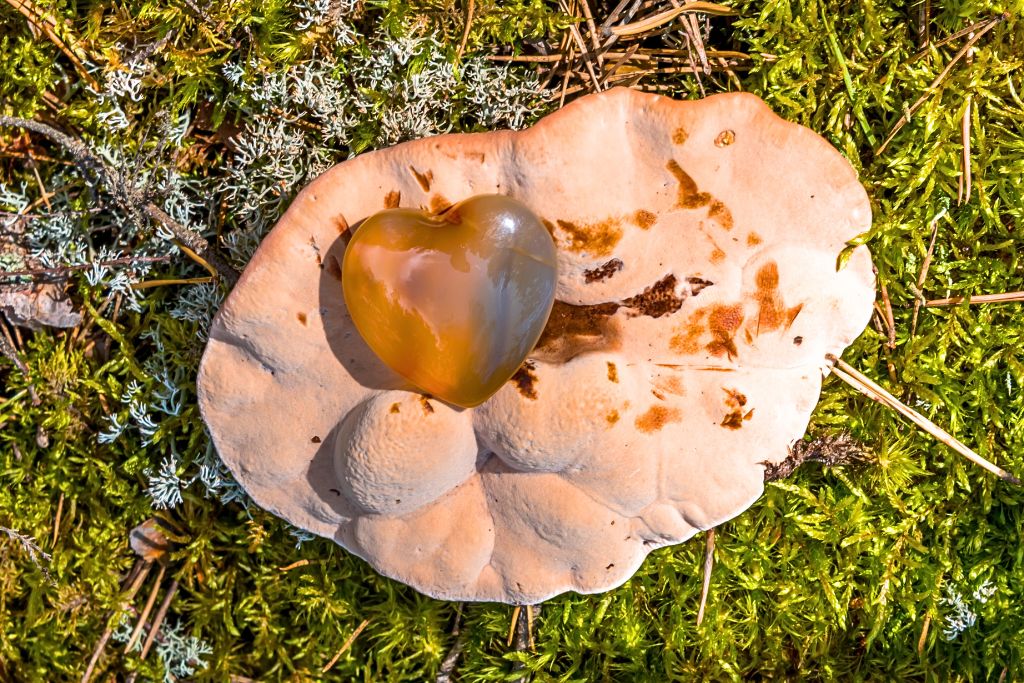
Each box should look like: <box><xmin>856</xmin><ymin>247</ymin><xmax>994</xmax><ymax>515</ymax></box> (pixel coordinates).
<box><xmin>198</xmin><ymin>88</ymin><xmax>875</xmax><ymax>603</ymax></box>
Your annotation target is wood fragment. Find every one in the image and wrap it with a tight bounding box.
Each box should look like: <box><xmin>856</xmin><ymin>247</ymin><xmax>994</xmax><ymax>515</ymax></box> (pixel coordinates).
<box><xmin>82</xmin><ymin>562</ymin><xmax>152</xmax><ymax>683</ymax></box>
<box><xmin>321</xmin><ymin>619</ymin><xmax>370</xmax><ymax>673</ymax></box>
<box><xmin>876</xmin><ymin>13</ymin><xmax>1008</xmax><ymax>155</ymax></box>
<box><xmin>828</xmin><ymin>355</ymin><xmax>1020</xmax><ymax>484</ymax></box>
<box><xmin>277</xmin><ymin>559</ymin><xmax>311</xmax><ymax>572</ymax></box>
<box><xmin>610</xmin><ymin>2</ymin><xmax>738</xmax><ymax>36</ymax></box>
<box><xmin>696</xmin><ymin>528</ymin><xmax>715</xmax><ymax>626</ymax></box>
<box><xmin>918</xmin><ymin>613</ymin><xmax>931</xmax><ymax>655</ymax></box>
<box><xmin>926</xmin><ymin>291</ymin><xmax>1024</xmax><ymax>306</ymax></box>
<box><xmin>125</xmin><ymin>564</ymin><xmax>166</xmax><ymax>653</ymax></box>
<box><xmin>456</xmin><ymin>0</ymin><xmax>475</xmax><ymax>59</ymax></box>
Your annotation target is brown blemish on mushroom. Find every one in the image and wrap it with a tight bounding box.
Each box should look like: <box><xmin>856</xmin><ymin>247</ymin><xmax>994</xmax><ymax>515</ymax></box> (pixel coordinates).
<box><xmin>669</xmin><ymin>308</ymin><xmax>707</xmax><ymax>355</ymax></box>
<box><xmin>720</xmin><ymin>388</ymin><xmax>753</xmax><ymax>429</ymax></box>
<box><xmin>635</xmin><ymin>405</ymin><xmax>681</xmax><ymax>433</ymax></box>
<box><xmin>605</xmin><ymin>409</ymin><xmax>620</xmax><ymax>426</ymax></box>
<box><xmin>555</xmin><ymin>218</ymin><xmax>623</xmax><ymax>257</ymax></box>
<box><xmin>747</xmin><ymin>232</ymin><xmax>762</xmax><ymax>246</ymax></box>
<box><xmin>751</xmin><ymin>262</ymin><xmax>803</xmax><ymax>334</ymax></box>
<box><xmin>631</xmin><ymin>210</ymin><xmax>657</xmax><ymax>229</ymax></box>
<box><xmin>654</xmin><ymin>375</ymin><xmax>685</xmax><ymax>396</ymax></box>
<box><xmin>430</xmin><ymin>194</ymin><xmax>452</xmax><ymax>214</ymax></box>
<box><xmin>707</xmin><ymin>303</ymin><xmax>745</xmax><ymax>359</ymax></box>
<box><xmin>510</xmin><ymin>361</ymin><xmax>539</xmax><ymax>400</ymax></box>
<box><xmin>793</xmin><ymin>336</ymin><xmax>803</xmax><ymax>345</ymax></box>
<box><xmin>715</xmin><ymin>130</ymin><xmax>736</xmax><ymax>147</ymax></box>
<box><xmin>708</xmin><ymin>200</ymin><xmax>733</xmax><ymax>230</ymax></box>
<box><xmin>622</xmin><ymin>274</ymin><xmax>683</xmax><ymax>318</ymax></box>
<box><xmin>687</xmin><ymin>277</ymin><xmax>714</xmax><ymax>296</ymax></box>
<box><xmin>389</xmin><ymin>403</ymin><xmax>401</xmax><ymax>414</ymax></box>
<box><xmin>334</xmin><ymin>215</ymin><xmax>350</xmax><ymax>236</ymax></box>
<box><xmin>311</xmin><ymin>435</ymin><xmax>322</xmax><ymax>443</ymax></box>
<box><xmin>384</xmin><ymin>190</ymin><xmax>401</xmax><ymax>208</ymax></box>
<box><xmin>325</xmin><ymin>255</ymin><xmax>342</xmax><ymax>281</ymax></box>
<box><xmin>296</xmin><ymin>312</ymin><xmax>307</xmax><ymax>325</ymax></box>
<box><xmin>584</xmin><ymin>258</ymin><xmax>624</xmax><ymax>284</ymax></box>
<box><xmin>419</xmin><ymin>396</ymin><xmax>435</xmax><ymax>415</ymax></box>
<box><xmin>666</xmin><ymin>160</ymin><xmax>712</xmax><ymax>209</ymax></box>
<box><xmin>535</xmin><ymin>300</ymin><xmax>621</xmax><ymax>362</ymax></box>
<box><xmin>606</xmin><ymin>362</ymin><xmax>618</xmax><ymax>383</ymax></box>
<box><xmin>409</xmin><ymin>166</ymin><xmax>433</xmax><ymax>192</ymax></box>
<box><xmin>672</xmin><ymin>127</ymin><xmax>689</xmax><ymax>144</ymax></box>
<box><xmin>710</xmin><ymin>248</ymin><xmax>726</xmax><ymax>264</ymax></box>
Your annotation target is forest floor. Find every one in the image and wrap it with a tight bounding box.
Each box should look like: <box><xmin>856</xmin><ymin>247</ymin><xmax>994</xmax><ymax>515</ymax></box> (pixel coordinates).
<box><xmin>1</xmin><ymin>0</ymin><xmax>1023</xmax><ymax>680</ymax></box>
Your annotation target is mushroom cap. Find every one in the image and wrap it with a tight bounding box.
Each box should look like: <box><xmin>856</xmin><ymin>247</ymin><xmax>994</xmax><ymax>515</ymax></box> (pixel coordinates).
<box><xmin>197</xmin><ymin>88</ymin><xmax>875</xmax><ymax>603</ymax></box>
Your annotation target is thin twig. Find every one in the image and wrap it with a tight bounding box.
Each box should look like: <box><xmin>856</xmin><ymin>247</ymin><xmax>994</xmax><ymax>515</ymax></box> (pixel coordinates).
<box><xmin>82</xmin><ymin>562</ymin><xmax>152</xmax><ymax>683</ymax></box>
<box><xmin>322</xmin><ymin>619</ymin><xmax>371</xmax><ymax>673</ymax></box>
<box><xmin>456</xmin><ymin>0</ymin><xmax>475</xmax><ymax>59</ymax></box>
<box><xmin>125</xmin><ymin>564</ymin><xmax>166</xmax><ymax>652</ymax></box>
<box><xmin>0</xmin><ymin>332</ymin><xmax>41</xmax><ymax>405</ymax></box>
<box><xmin>436</xmin><ymin>605</ymin><xmax>466</xmax><ymax>683</ymax></box>
<box><xmin>136</xmin><ymin>578</ymin><xmax>178</xmax><ymax>661</ymax></box>
<box><xmin>827</xmin><ymin>355</ymin><xmax>1020</xmax><ymax>484</ymax></box>
<box><xmin>926</xmin><ymin>291</ymin><xmax>1024</xmax><ymax>306</ymax></box>
<box><xmin>958</xmin><ymin>93</ymin><xmax>973</xmax><ymax>205</ymax></box>
<box><xmin>2</xmin><ymin>0</ymin><xmax>99</xmax><ymax>88</ymax></box>
<box><xmin>0</xmin><ymin>256</ymin><xmax>174</xmax><ymax>281</ymax></box>
<box><xmin>878</xmin><ymin>277</ymin><xmax>897</xmax><ymax>349</ymax></box>
<box><xmin>918</xmin><ymin>613</ymin><xmax>931</xmax><ymax>654</ymax></box>
<box><xmin>610</xmin><ymin>2</ymin><xmax>738</xmax><ymax>36</ymax></box>
<box><xmin>696</xmin><ymin>528</ymin><xmax>715</xmax><ymax>626</ymax></box>
<box><xmin>911</xmin><ymin>206</ymin><xmax>945</xmax><ymax>337</ymax></box>
<box><xmin>910</xmin><ymin>13</ymin><xmax>1005</xmax><ymax>62</ymax></box>
<box><xmin>51</xmin><ymin>492</ymin><xmax>64</xmax><ymax>548</ymax></box>
<box><xmin>876</xmin><ymin>13</ymin><xmax>1008</xmax><ymax>155</ymax></box>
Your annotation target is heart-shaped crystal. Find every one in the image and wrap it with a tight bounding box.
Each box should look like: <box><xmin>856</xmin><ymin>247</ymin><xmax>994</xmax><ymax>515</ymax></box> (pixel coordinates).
<box><xmin>342</xmin><ymin>194</ymin><xmax>558</xmax><ymax>407</ymax></box>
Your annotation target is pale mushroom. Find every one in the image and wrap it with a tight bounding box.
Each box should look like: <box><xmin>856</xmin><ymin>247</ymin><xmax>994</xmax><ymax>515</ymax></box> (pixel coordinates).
<box><xmin>197</xmin><ymin>87</ymin><xmax>875</xmax><ymax>603</ymax></box>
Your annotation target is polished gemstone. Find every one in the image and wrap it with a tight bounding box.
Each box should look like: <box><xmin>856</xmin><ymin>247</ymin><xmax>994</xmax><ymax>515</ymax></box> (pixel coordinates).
<box><xmin>343</xmin><ymin>194</ymin><xmax>558</xmax><ymax>407</ymax></box>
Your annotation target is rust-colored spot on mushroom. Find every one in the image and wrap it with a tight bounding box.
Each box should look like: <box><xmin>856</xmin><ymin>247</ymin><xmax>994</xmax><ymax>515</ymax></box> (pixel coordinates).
<box><xmin>605</xmin><ymin>409</ymin><xmax>620</xmax><ymax>426</ymax></box>
<box><xmin>607</xmin><ymin>362</ymin><xmax>618</xmax><ymax>383</ymax></box>
<box><xmin>708</xmin><ymin>200</ymin><xmax>733</xmax><ymax>230</ymax></box>
<box><xmin>409</xmin><ymin>166</ymin><xmax>433</xmax><ymax>192</ymax></box>
<box><xmin>325</xmin><ymin>255</ymin><xmax>342</xmax><ymax>281</ymax></box>
<box><xmin>724</xmin><ymin>388</ymin><xmax>747</xmax><ymax>408</ymax></box>
<box><xmin>672</xmin><ymin>127</ymin><xmax>689</xmax><ymax>144</ymax></box>
<box><xmin>751</xmin><ymin>262</ymin><xmax>803</xmax><ymax>334</ymax></box>
<box><xmin>535</xmin><ymin>300</ymin><xmax>621</xmax><ymax>363</ymax></box>
<box><xmin>390</xmin><ymin>403</ymin><xmax>401</xmax><ymax>414</ymax></box>
<box><xmin>384</xmin><ymin>190</ymin><xmax>401</xmax><ymax>208</ymax></box>
<box><xmin>687</xmin><ymin>277</ymin><xmax>713</xmax><ymax>296</ymax></box>
<box><xmin>510</xmin><ymin>361</ymin><xmax>539</xmax><ymax>400</ymax></box>
<box><xmin>666</xmin><ymin>160</ymin><xmax>712</xmax><ymax>209</ymax></box>
<box><xmin>584</xmin><ymin>258</ymin><xmax>624</xmax><ymax>283</ymax></box>
<box><xmin>420</xmin><ymin>396</ymin><xmax>435</xmax><ymax>414</ymax></box>
<box><xmin>747</xmin><ymin>232</ymin><xmax>762</xmax><ymax>246</ymax></box>
<box><xmin>793</xmin><ymin>336</ymin><xmax>804</xmax><ymax>346</ymax></box>
<box><xmin>715</xmin><ymin>130</ymin><xmax>736</xmax><ymax>147</ymax></box>
<box><xmin>430</xmin><ymin>194</ymin><xmax>452</xmax><ymax>214</ymax></box>
<box><xmin>623</xmin><ymin>274</ymin><xmax>683</xmax><ymax>318</ymax></box>
<box><xmin>632</xmin><ymin>210</ymin><xmax>657</xmax><ymax>229</ymax></box>
<box><xmin>654</xmin><ymin>375</ymin><xmax>685</xmax><ymax>396</ymax></box>
<box><xmin>334</xmin><ymin>214</ymin><xmax>350</xmax><ymax>236</ymax></box>
<box><xmin>706</xmin><ymin>303</ymin><xmax>744</xmax><ymax>359</ymax></box>
<box><xmin>670</xmin><ymin>308</ymin><xmax>707</xmax><ymax>355</ymax></box>
<box><xmin>635</xmin><ymin>405</ymin><xmax>681</xmax><ymax>433</ymax></box>
<box><xmin>555</xmin><ymin>218</ymin><xmax>623</xmax><ymax>257</ymax></box>
<box><xmin>710</xmin><ymin>248</ymin><xmax>726</xmax><ymax>264</ymax></box>
<box><xmin>296</xmin><ymin>312</ymin><xmax>307</xmax><ymax>325</ymax></box>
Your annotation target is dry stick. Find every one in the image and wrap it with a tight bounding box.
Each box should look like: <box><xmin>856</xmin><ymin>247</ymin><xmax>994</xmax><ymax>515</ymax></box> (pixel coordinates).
<box><xmin>436</xmin><ymin>605</ymin><xmax>467</xmax><ymax>683</ymax></box>
<box><xmin>0</xmin><ymin>331</ymin><xmax>40</xmax><ymax>405</ymax></box>
<box><xmin>828</xmin><ymin>355</ymin><xmax>1020</xmax><ymax>484</ymax></box>
<box><xmin>321</xmin><ymin>619</ymin><xmax>370</xmax><ymax>673</ymax></box>
<box><xmin>877</xmin><ymin>278</ymin><xmax>897</xmax><ymax>350</ymax></box>
<box><xmin>489</xmin><ymin>48</ymin><xmax>758</xmax><ymax>64</ymax></box>
<box><xmin>136</xmin><ymin>578</ymin><xmax>178</xmax><ymax>661</ymax></box>
<box><xmin>558</xmin><ymin>42</ymin><xmax>577</xmax><ymax>108</ymax></box>
<box><xmin>958</xmin><ymin>93</ymin><xmax>973</xmax><ymax>205</ymax></box>
<box><xmin>3</xmin><ymin>0</ymin><xmax>98</xmax><ymax>88</ymax></box>
<box><xmin>125</xmin><ymin>564</ymin><xmax>166</xmax><ymax>653</ymax></box>
<box><xmin>578</xmin><ymin>0</ymin><xmax>603</xmax><ymax>61</ymax></box>
<box><xmin>51</xmin><ymin>492</ymin><xmax>64</xmax><ymax>548</ymax></box>
<box><xmin>910</xmin><ymin>13</ymin><xmax>1007</xmax><ymax>63</ymax></box>
<box><xmin>277</xmin><ymin>558</ymin><xmax>310</xmax><ymax>572</ymax></box>
<box><xmin>910</xmin><ymin>209</ymin><xmax>943</xmax><ymax>337</ymax></box>
<box><xmin>875</xmin><ymin>13</ymin><xmax>1008</xmax><ymax>156</ymax></box>
<box><xmin>456</xmin><ymin>0</ymin><xmax>475</xmax><ymax>59</ymax></box>
<box><xmin>696</xmin><ymin>528</ymin><xmax>715</xmax><ymax>626</ymax></box>
<box><xmin>918</xmin><ymin>613</ymin><xmax>931</xmax><ymax>655</ymax></box>
<box><xmin>926</xmin><ymin>291</ymin><xmax>1024</xmax><ymax>306</ymax></box>
<box><xmin>610</xmin><ymin>2</ymin><xmax>737</xmax><ymax>37</ymax></box>
<box><xmin>0</xmin><ymin>116</ymin><xmax>239</xmax><ymax>286</ymax></box>
<box><xmin>561</xmin><ymin>0</ymin><xmax>603</xmax><ymax>92</ymax></box>
<box><xmin>82</xmin><ymin>562</ymin><xmax>153</xmax><ymax>683</ymax></box>
<box><xmin>0</xmin><ymin>256</ymin><xmax>174</xmax><ymax>280</ymax></box>
<box><xmin>601</xmin><ymin>44</ymin><xmax>641</xmax><ymax>86</ymax></box>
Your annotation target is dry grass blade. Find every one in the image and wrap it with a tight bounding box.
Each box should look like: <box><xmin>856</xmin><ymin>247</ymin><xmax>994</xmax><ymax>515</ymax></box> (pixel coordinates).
<box><xmin>926</xmin><ymin>291</ymin><xmax>1024</xmax><ymax>306</ymax></box>
<box><xmin>507</xmin><ymin>605</ymin><xmax>521</xmax><ymax>647</ymax></box>
<box><xmin>124</xmin><ymin>564</ymin><xmax>166</xmax><ymax>652</ymax></box>
<box><xmin>82</xmin><ymin>561</ymin><xmax>152</xmax><ymax>683</ymax></box>
<box><xmin>918</xmin><ymin>613</ymin><xmax>931</xmax><ymax>654</ymax></box>
<box><xmin>456</xmin><ymin>0</ymin><xmax>475</xmax><ymax>59</ymax></box>
<box><xmin>958</xmin><ymin>94</ymin><xmax>973</xmax><ymax>205</ymax></box>
<box><xmin>3</xmin><ymin>0</ymin><xmax>99</xmax><ymax>89</ymax></box>
<box><xmin>910</xmin><ymin>207</ymin><xmax>944</xmax><ymax>337</ymax></box>
<box><xmin>321</xmin><ymin>619</ymin><xmax>371</xmax><ymax>673</ymax></box>
<box><xmin>910</xmin><ymin>12</ymin><xmax>1008</xmax><ymax>62</ymax></box>
<box><xmin>696</xmin><ymin>528</ymin><xmax>715</xmax><ymax>626</ymax></box>
<box><xmin>827</xmin><ymin>356</ymin><xmax>1020</xmax><ymax>484</ymax></box>
<box><xmin>876</xmin><ymin>13</ymin><xmax>1008</xmax><ymax>155</ymax></box>
<box><xmin>610</xmin><ymin>3</ymin><xmax>738</xmax><ymax>37</ymax></box>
